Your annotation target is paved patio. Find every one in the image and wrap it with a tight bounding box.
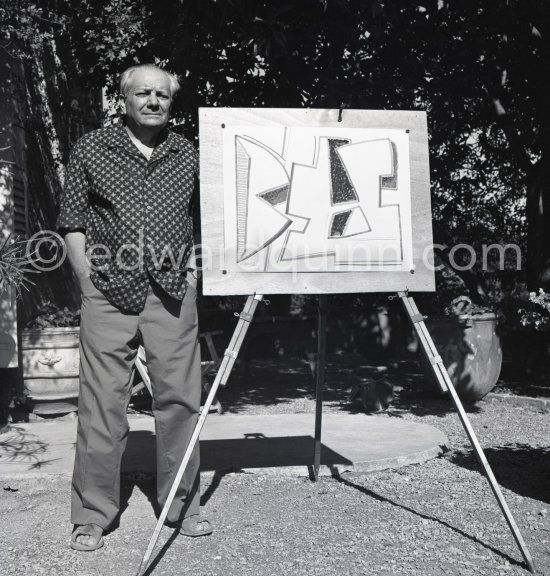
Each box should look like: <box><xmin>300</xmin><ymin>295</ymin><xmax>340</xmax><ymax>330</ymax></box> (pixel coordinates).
<box><xmin>0</xmin><ymin>412</ymin><xmax>448</xmax><ymax>478</ymax></box>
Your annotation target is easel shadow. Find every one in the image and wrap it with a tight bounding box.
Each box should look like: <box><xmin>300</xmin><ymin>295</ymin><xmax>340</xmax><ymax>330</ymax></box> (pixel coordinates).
<box><xmin>120</xmin><ymin>430</ymin><xmax>352</xmax><ymax>475</ymax></box>
<box><xmin>332</xmin><ymin>472</ymin><xmax>523</xmax><ymax>569</ymax></box>
<box><xmin>120</xmin><ymin>467</ymin><xmax>234</xmax><ymax>576</ymax></box>
<box><xmin>200</xmin><ymin>435</ymin><xmax>352</xmax><ymax>471</ymax></box>
<box><xmin>116</xmin><ymin>430</ymin><xmax>353</xmax><ymax>572</ymax></box>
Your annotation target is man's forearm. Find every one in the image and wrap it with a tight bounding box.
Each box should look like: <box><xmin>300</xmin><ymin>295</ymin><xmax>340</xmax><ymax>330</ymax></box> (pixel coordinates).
<box><xmin>64</xmin><ymin>231</ymin><xmax>90</xmax><ymax>282</ymax></box>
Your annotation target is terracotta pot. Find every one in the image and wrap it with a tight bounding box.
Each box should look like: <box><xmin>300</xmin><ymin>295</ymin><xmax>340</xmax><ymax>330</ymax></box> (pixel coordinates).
<box><xmin>425</xmin><ymin>313</ymin><xmax>502</xmax><ymax>402</ymax></box>
<box><xmin>21</xmin><ymin>327</ymin><xmax>80</xmax><ymax>415</ymax></box>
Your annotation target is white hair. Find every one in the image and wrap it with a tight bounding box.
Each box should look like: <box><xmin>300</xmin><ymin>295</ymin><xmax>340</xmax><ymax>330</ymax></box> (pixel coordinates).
<box><xmin>119</xmin><ymin>64</ymin><xmax>181</xmax><ymax>98</ymax></box>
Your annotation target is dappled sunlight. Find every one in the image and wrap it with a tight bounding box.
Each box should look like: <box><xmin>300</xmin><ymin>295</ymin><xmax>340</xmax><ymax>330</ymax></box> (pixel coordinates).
<box><xmin>209</xmin><ymin>353</ymin><xmax>488</xmax><ymax>419</ymax></box>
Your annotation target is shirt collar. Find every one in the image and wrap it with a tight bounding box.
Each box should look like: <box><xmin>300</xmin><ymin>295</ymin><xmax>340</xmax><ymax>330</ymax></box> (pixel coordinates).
<box><xmin>152</xmin><ymin>127</ymin><xmax>183</xmax><ymax>158</ymax></box>
<box><xmin>104</xmin><ymin>120</ymin><xmax>183</xmax><ymax>157</ymax></box>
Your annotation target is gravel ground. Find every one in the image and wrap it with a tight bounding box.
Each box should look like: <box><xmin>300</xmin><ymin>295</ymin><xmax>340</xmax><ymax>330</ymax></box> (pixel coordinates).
<box><xmin>1</xmin><ymin>355</ymin><xmax>549</xmax><ymax>576</ymax></box>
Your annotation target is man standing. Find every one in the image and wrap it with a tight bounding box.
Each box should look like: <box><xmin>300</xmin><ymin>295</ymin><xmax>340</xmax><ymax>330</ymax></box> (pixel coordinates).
<box><xmin>57</xmin><ymin>64</ymin><xmax>212</xmax><ymax>551</ymax></box>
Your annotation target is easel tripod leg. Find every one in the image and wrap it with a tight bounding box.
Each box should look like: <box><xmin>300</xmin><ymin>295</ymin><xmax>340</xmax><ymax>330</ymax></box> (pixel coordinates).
<box><xmin>135</xmin><ymin>294</ymin><xmax>264</xmax><ymax>576</ymax></box>
<box><xmin>313</xmin><ymin>294</ymin><xmax>328</xmax><ymax>481</ymax></box>
<box><xmin>398</xmin><ymin>292</ymin><xmax>536</xmax><ymax>574</ymax></box>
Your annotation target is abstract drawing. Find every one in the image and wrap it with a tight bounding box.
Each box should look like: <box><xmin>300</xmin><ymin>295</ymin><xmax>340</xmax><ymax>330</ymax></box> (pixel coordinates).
<box><xmin>234</xmin><ymin>136</ymin><xmax>291</xmax><ymax>263</ymax></box>
<box><xmin>223</xmin><ymin>126</ymin><xmax>413</xmax><ymax>273</ymax></box>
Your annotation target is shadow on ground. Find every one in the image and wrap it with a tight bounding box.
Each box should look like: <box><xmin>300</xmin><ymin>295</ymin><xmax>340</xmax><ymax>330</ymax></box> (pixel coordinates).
<box><xmin>121</xmin><ymin>429</ymin><xmax>352</xmax><ymax>474</ymax></box>
<box><xmin>450</xmin><ymin>444</ymin><xmax>550</xmax><ymax>504</ymax></box>
<box><xmin>0</xmin><ymin>425</ymin><xmax>63</xmax><ymax>470</ymax></box>
<box><xmin>114</xmin><ymin>474</ymin><xmax>179</xmax><ymax>576</ymax></box>
<box><xmin>200</xmin><ymin>355</ymin><xmax>479</xmax><ymax>418</ymax></box>
<box><xmin>131</xmin><ymin>352</ymin><xmax>533</xmax><ymax>423</ymax></box>
<box><xmin>220</xmin><ymin>357</ymin><xmax>320</xmax><ymax>412</ymax></box>
<box><xmin>333</xmin><ymin>474</ymin><xmax>524</xmax><ymax>569</ymax></box>
<box><xmin>117</xmin><ymin>468</ymin><xmax>230</xmax><ymax>527</ymax></box>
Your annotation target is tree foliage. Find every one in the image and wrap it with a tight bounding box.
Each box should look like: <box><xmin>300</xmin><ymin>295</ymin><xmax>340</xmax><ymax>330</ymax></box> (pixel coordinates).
<box><xmin>6</xmin><ymin>0</ymin><xmax>550</xmax><ymax>297</ymax></box>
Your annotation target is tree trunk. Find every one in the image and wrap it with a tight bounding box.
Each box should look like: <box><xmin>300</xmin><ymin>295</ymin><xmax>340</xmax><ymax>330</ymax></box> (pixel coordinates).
<box><xmin>526</xmin><ymin>155</ymin><xmax>550</xmax><ymax>289</ymax></box>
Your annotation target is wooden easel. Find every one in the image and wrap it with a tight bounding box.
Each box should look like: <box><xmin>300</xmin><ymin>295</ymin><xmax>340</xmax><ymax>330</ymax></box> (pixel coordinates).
<box><xmin>136</xmin><ymin>292</ymin><xmax>536</xmax><ymax>575</ymax></box>
<box><xmin>398</xmin><ymin>292</ymin><xmax>535</xmax><ymax>573</ymax></box>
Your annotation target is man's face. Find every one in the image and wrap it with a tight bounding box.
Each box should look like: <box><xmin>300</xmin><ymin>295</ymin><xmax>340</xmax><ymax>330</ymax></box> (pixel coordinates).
<box><xmin>123</xmin><ymin>68</ymin><xmax>172</xmax><ymax>132</ymax></box>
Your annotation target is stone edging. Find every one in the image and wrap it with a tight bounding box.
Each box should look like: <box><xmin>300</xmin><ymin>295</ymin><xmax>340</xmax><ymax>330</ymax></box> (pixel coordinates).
<box><xmin>484</xmin><ymin>392</ymin><xmax>550</xmax><ymax>411</ymax></box>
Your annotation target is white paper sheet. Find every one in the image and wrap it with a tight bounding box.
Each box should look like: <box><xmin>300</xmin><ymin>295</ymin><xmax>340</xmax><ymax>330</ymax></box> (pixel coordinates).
<box><xmin>222</xmin><ymin>126</ymin><xmax>413</xmax><ymax>273</ymax></box>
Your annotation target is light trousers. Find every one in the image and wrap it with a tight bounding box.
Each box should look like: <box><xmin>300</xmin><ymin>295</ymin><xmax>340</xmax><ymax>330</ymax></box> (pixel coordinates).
<box><xmin>71</xmin><ymin>275</ymin><xmax>201</xmax><ymax>529</ymax></box>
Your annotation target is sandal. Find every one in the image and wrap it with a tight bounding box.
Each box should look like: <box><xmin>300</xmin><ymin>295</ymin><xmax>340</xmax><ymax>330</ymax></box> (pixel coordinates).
<box><xmin>166</xmin><ymin>515</ymin><xmax>213</xmax><ymax>537</ymax></box>
<box><xmin>70</xmin><ymin>523</ymin><xmax>104</xmax><ymax>551</ymax></box>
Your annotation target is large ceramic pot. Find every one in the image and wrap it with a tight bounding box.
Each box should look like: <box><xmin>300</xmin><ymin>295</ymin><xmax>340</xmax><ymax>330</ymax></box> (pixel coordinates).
<box><xmin>425</xmin><ymin>313</ymin><xmax>502</xmax><ymax>402</ymax></box>
<box><xmin>21</xmin><ymin>327</ymin><xmax>80</xmax><ymax>415</ymax></box>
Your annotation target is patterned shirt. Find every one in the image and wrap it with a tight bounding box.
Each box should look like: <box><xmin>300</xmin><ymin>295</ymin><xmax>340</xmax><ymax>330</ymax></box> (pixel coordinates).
<box><xmin>57</xmin><ymin>121</ymin><xmax>197</xmax><ymax>312</ymax></box>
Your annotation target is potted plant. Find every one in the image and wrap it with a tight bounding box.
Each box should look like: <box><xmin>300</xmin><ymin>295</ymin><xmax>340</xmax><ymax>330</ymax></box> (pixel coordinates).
<box><xmin>425</xmin><ymin>295</ymin><xmax>502</xmax><ymax>402</ymax></box>
<box><xmin>519</xmin><ymin>289</ymin><xmax>550</xmax><ymax>332</ymax></box>
<box><xmin>515</xmin><ymin>289</ymin><xmax>550</xmax><ymax>382</ymax></box>
<box><xmin>0</xmin><ymin>233</ymin><xmax>36</xmax><ymax>428</ymax></box>
<box><xmin>1</xmin><ymin>234</ymin><xmax>32</xmax><ymax>367</ymax></box>
<box><xmin>21</xmin><ymin>303</ymin><xmax>81</xmax><ymax>416</ymax></box>
<box><xmin>0</xmin><ymin>233</ymin><xmax>35</xmax><ymax>297</ymax></box>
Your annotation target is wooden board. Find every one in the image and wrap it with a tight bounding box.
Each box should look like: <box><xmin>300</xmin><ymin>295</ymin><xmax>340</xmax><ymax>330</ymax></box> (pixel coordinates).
<box><xmin>199</xmin><ymin>107</ymin><xmax>434</xmax><ymax>295</ymax></box>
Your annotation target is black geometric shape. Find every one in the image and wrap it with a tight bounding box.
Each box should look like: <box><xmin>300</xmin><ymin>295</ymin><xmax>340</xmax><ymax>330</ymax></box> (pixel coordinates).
<box><xmin>258</xmin><ymin>184</ymin><xmax>290</xmax><ymax>206</ymax></box>
<box><xmin>329</xmin><ymin>210</ymin><xmax>352</xmax><ymax>238</ymax></box>
<box><xmin>381</xmin><ymin>140</ymin><xmax>398</xmax><ymax>190</ymax></box>
<box><xmin>328</xmin><ymin>138</ymin><xmax>358</xmax><ymax>204</ymax></box>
